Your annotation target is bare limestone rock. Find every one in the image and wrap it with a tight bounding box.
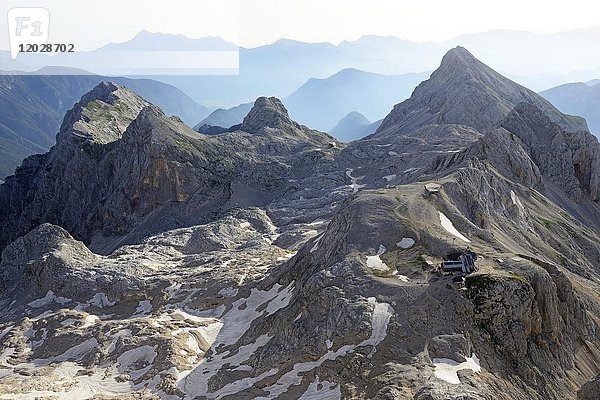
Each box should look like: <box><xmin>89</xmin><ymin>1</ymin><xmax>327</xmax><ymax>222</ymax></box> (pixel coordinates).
<box><xmin>1</xmin><ymin>48</ymin><xmax>600</xmax><ymax>400</ymax></box>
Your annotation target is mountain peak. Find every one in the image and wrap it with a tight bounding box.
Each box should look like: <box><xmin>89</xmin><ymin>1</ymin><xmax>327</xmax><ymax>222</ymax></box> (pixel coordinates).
<box><xmin>56</xmin><ymin>81</ymin><xmax>149</xmax><ymax>144</ymax></box>
<box><xmin>440</xmin><ymin>46</ymin><xmax>478</xmax><ymax>65</ymax></box>
<box><xmin>374</xmin><ymin>47</ymin><xmax>585</xmax><ymax>136</ymax></box>
<box><xmin>79</xmin><ymin>81</ymin><xmax>121</xmax><ymax>107</ymax></box>
<box><xmin>241</xmin><ymin>96</ymin><xmax>299</xmax><ymax>134</ymax></box>
<box><xmin>433</xmin><ymin>46</ymin><xmax>492</xmax><ymax>83</ymax></box>
<box><xmin>330</xmin><ymin>111</ymin><xmax>372</xmax><ymax>142</ymax></box>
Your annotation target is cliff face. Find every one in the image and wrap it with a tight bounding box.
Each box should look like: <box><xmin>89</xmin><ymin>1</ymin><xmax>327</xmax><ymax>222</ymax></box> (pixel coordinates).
<box><xmin>501</xmin><ymin>102</ymin><xmax>600</xmax><ymax>203</ymax></box>
<box><xmin>0</xmin><ymin>87</ymin><xmax>338</xmax><ymax>254</ymax></box>
<box><xmin>0</xmin><ymin>49</ymin><xmax>600</xmax><ymax>400</ymax></box>
<box><xmin>0</xmin><ymin>82</ymin><xmax>149</xmax><ymax>249</ymax></box>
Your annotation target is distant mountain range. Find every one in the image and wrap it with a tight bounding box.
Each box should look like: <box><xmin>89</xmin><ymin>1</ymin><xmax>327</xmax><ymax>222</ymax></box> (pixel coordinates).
<box><xmin>6</xmin><ymin>28</ymin><xmax>600</xmax><ymax>109</ymax></box>
<box><xmin>117</xmin><ymin>27</ymin><xmax>600</xmax><ymax>105</ymax></box>
<box><xmin>329</xmin><ymin>111</ymin><xmax>381</xmax><ymax>142</ymax></box>
<box><xmin>0</xmin><ymin>73</ymin><xmax>210</xmax><ymax>179</ymax></box>
<box><xmin>0</xmin><ymin>31</ymin><xmax>239</xmax><ymax>77</ymax></box>
<box><xmin>6</xmin><ymin>27</ymin><xmax>600</xmax><ymax>176</ymax></box>
<box><xmin>540</xmin><ymin>81</ymin><xmax>600</xmax><ymax>138</ymax></box>
<box><xmin>194</xmin><ymin>103</ymin><xmax>253</xmax><ymax>130</ymax></box>
<box><xmin>100</xmin><ymin>30</ymin><xmax>239</xmax><ymax>51</ymax></box>
<box><xmin>192</xmin><ymin>68</ymin><xmax>427</xmax><ymax>135</ymax></box>
<box><xmin>284</xmin><ymin>68</ymin><xmax>428</xmax><ymax>131</ymax></box>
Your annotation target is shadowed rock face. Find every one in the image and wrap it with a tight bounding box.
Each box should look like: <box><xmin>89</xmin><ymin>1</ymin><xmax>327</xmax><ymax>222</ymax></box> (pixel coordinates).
<box><xmin>1</xmin><ymin>49</ymin><xmax>600</xmax><ymax>400</ymax></box>
<box><xmin>0</xmin><ymin>82</ymin><xmax>150</xmax><ymax>251</ymax></box>
<box><xmin>578</xmin><ymin>374</ymin><xmax>600</xmax><ymax>400</ymax></box>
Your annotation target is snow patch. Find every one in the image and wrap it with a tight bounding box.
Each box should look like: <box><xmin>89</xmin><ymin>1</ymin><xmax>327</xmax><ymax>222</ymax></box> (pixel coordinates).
<box><xmin>433</xmin><ymin>353</ymin><xmax>481</xmax><ymax>384</ymax></box>
<box><xmin>167</xmin><ymin>310</ymin><xmax>223</xmax><ymax>352</ymax></box>
<box><xmin>310</xmin><ymin>234</ymin><xmax>324</xmax><ymax>253</ymax></box>
<box><xmin>364</xmin><ymin>297</ymin><xmax>394</xmax><ymax>355</ymax></box>
<box><xmin>80</xmin><ymin>315</ymin><xmax>99</xmax><ymax>329</ymax></box>
<box><xmin>346</xmin><ymin>169</ymin><xmax>366</xmax><ymax>193</ymax></box>
<box><xmin>396</xmin><ymin>237</ymin><xmax>415</xmax><ymax>249</ymax></box>
<box><xmin>256</xmin><ymin>296</ymin><xmax>393</xmax><ymax>398</ymax></box>
<box><xmin>403</xmin><ymin>167</ymin><xmax>420</xmax><ymax>173</ymax></box>
<box><xmin>117</xmin><ymin>345</ymin><xmax>157</xmax><ymax>379</ymax></box>
<box><xmin>132</xmin><ymin>300</ymin><xmax>152</xmax><ymax>317</ymax></box>
<box><xmin>178</xmin><ymin>282</ymin><xmax>295</xmax><ymax>398</ymax></box>
<box><xmin>239</xmin><ymin>222</ymin><xmax>252</xmax><ymax>229</ymax></box>
<box><xmin>366</xmin><ymin>245</ymin><xmax>389</xmax><ymax>272</ymax></box>
<box><xmin>299</xmin><ymin>376</ymin><xmax>342</xmax><ymax>399</ymax></box>
<box><xmin>439</xmin><ymin>212</ymin><xmax>471</xmax><ymax>243</ymax></box>
<box><xmin>35</xmin><ymin>338</ymin><xmax>99</xmax><ymax>365</ymax></box>
<box><xmin>27</xmin><ymin>290</ymin><xmax>71</xmax><ymax>308</ymax></box>
<box><xmin>383</xmin><ymin>174</ymin><xmax>396</xmax><ymax>181</ymax></box>
<box><xmin>510</xmin><ymin>190</ymin><xmax>525</xmax><ymax>212</ymax></box>
<box><xmin>392</xmin><ymin>271</ymin><xmax>410</xmax><ymax>282</ymax></box>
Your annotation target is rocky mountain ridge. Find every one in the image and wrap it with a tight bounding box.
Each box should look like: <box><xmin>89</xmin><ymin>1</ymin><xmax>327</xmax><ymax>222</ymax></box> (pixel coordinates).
<box><xmin>0</xmin><ymin>74</ymin><xmax>211</xmax><ymax>179</ymax></box>
<box><xmin>0</xmin><ymin>86</ymin><xmax>337</xmax><ymax>255</ymax></box>
<box><xmin>0</xmin><ymin>47</ymin><xmax>599</xmax><ymax>399</ymax></box>
<box><xmin>375</xmin><ymin>47</ymin><xmax>587</xmax><ymax>137</ymax></box>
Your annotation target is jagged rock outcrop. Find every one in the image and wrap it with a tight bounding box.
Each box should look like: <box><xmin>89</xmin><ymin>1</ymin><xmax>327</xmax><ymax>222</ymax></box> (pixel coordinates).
<box><xmin>0</xmin><ymin>82</ymin><xmax>149</xmax><ymax>251</ymax></box>
<box><xmin>427</xmin><ymin>334</ymin><xmax>473</xmax><ymax>363</ymax></box>
<box><xmin>240</xmin><ymin>96</ymin><xmax>301</xmax><ymax>134</ymax></box>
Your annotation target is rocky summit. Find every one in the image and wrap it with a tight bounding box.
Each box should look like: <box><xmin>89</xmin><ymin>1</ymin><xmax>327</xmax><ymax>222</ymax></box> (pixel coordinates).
<box><xmin>1</xmin><ymin>48</ymin><xmax>600</xmax><ymax>400</ymax></box>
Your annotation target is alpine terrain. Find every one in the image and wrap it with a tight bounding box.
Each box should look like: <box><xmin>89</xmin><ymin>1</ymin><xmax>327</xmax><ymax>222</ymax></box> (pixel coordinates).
<box><xmin>0</xmin><ymin>73</ymin><xmax>211</xmax><ymax>180</ymax></box>
<box><xmin>0</xmin><ymin>47</ymin><xmax>599</xmax><ymax>400</ymax></box>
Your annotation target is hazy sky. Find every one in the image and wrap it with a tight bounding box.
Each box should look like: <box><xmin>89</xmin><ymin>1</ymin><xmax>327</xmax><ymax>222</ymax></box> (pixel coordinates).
<box><xmin>240</xmin><ymin>0</ymin><xmax>600</xmax><ymax>46</ymax></box>
<box><xmin>1</xmin><ymin>0</ymin><xmax>600</xmax><ymax>50</ymax></box>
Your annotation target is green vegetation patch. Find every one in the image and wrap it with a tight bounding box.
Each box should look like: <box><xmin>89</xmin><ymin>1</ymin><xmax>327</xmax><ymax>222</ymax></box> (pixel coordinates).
<box><xmin>538</xmin><ymin>217</ymin><xmax>554</xmax><ymax>227</ymax></box>
<box><xmin>85</xmin><ymin>99</ymin><xmax>115</xmax><ymax>122</ymax></box>
<box><xmin>508</xmin><ymin>271</ymin><xmax>528</xmax><ymax>283</ymax></box>
<box><xmin>465</xmin><ymin>272</ymin><xmax>528</xmax><ymax>290</ymax></box>
<box><xmin>465</xmin><ymin>274</ymin><xmax>498</xmax><ymax>289</ymax></box>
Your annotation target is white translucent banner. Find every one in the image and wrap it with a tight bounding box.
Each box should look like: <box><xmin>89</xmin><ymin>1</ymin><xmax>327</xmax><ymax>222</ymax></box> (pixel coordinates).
<box><xmin>0</xmin><ymin>0</ymin><xmax>240</xmax><ymax>75</ymax></box>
